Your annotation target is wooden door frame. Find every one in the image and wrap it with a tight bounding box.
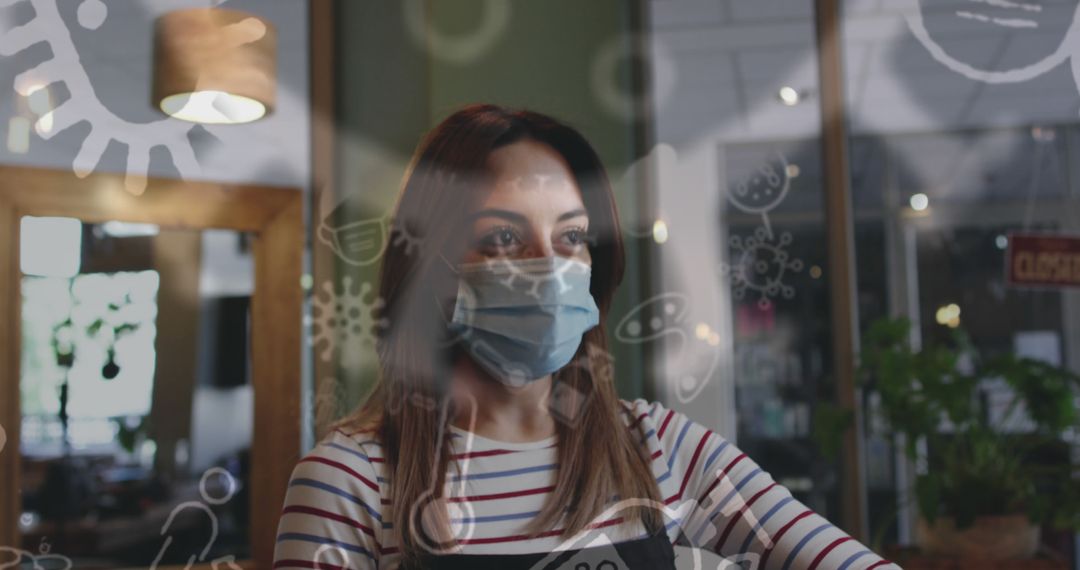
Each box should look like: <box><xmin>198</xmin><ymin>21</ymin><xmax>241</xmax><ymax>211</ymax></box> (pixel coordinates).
<box><xmin>0</xmin><ymin>165</ymin><xmax>303</xmax><ymax>570</ymax></box>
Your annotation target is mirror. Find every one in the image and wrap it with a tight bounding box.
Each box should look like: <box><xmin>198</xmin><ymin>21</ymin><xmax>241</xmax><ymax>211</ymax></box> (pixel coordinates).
<box><xmin>17</xmin><ymin>218</ymin><xmax>254</xmax><ymax>568</ymax></box>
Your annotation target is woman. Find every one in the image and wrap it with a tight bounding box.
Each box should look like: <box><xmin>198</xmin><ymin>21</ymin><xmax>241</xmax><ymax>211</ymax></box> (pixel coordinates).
<box><xmin>273</xmin><ymin>104</ymin><xmax>898</xmax><ymax>569</ymax></box>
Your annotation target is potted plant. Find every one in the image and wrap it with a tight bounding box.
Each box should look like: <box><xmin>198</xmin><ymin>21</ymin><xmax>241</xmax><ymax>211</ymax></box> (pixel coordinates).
<box><xmin>859</xmin><ymin>317</ymin><xmax>1080</xmax><ymax>560</ymax></box>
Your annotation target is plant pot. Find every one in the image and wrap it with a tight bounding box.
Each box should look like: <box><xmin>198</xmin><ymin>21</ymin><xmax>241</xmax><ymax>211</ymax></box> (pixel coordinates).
<box><xmin>915</xmin><ymin>514</ymin><xmax>1040</xmax><ymax>560</ymax></box>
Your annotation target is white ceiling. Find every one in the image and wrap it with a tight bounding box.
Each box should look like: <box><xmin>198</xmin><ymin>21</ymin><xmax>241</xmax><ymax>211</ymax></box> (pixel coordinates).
<box><xmin>0</xmin><ymin>0</ymin><xmax>310</xmax><ymax>191</ymax></box>
<box><xmin>649</xmin><ymin>0</ymin><xmax>1080</xmax><ymax>145</ymax></box>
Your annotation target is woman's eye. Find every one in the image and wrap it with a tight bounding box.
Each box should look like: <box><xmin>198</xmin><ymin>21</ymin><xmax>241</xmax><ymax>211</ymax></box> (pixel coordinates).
<box><xmin>561</xmin><ymin>227</ymin><xmax>588</xmax><ymax>247</ymax></box>
<box><xmin>478</xmin><ymin>226</ymin><xmax>522</xmax><ymax>254</ymax></box>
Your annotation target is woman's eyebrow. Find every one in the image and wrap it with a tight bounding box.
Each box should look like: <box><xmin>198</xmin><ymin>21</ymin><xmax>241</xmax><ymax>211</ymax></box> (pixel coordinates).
<box><xmin>470</xmin><ymin>208</ymin><xmax>527</xmax><ymax>223</ymax></box>
<box><xmin>557</xmin><ymin>208</ymin><xmax>588</xmax><ymax>222</ymax></box>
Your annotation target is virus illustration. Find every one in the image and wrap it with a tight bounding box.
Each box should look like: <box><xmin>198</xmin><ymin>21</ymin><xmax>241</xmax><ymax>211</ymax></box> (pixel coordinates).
<box><xmin>0</xmin><ymin>0</ymin><xmax>255</xmax><ymax>195</ymax></box>
<box><xmin>388</xmin><ymin>215</ymin><xmax>424</xmax><ymax>256</ymax></box>
<box><xmin>483</xmin><ymin>256</ymin><xmax>588</xmax><ymax>300</ymax></box>
<box><xmin>310</xmin><ymin>276</ymin><xmax>388</xmax><ymax>372</ymax></box>
<box><xmin>720</xmin><ymin>227</ymin><xmax>804</xmax><ymax>310</ymax></box>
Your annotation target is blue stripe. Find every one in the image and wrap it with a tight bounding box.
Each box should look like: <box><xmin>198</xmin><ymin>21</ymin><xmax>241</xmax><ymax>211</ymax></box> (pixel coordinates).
<box><xmin>739</xmin><ymin>496</ymin><xmax>794</xmax><ymax>553</ymax></box>
<box><xmin>276</xmin><ymin>532</ymin><xmax>376</xmax><ymax>561</ymax></box>
<box><xmin>290</xmin><ymin>478</ymin><xmax>382</xmax><ymax>522</ymax></box>
<box><xmin>453</xmin><ymin>510</ymin><xmax>541</xmax><ymax>524</ymax></box>
<box><xmin>447</xmin><ymin>463</ymin><xmax>557</xmax><ymax>482</ymax></box>
<box><xmin>837</xmin><ymin>550</ymin><xmax>871</xmax><ymax>570</ymax></box>
<box><xmin>701</xmin><ymin>440</ymin><xmax>729</xmax><ymax>474</ymax></box>
<box><xmin>693</xmin><ymin>467</ymin><xmax>764</xmax><ymax>543</ymax></box>
<box><xmin>324</xmin><ymin>442</ymin><xmax>375</xmax><ymax>464</ymax></box>
<box><xmin>781</xmin><ymin>523</ymin><xmax>831</xmax><ymax>570</ymax></box>
<box><xmin>666</xmin><ymin>420</ymin><xmax>692</xmax><ymax>469</ymax></box>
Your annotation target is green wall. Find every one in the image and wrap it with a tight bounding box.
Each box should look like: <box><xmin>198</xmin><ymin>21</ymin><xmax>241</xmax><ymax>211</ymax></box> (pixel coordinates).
<box><xmin>329</xmin><ymin>0</ymin><xmax>652</xmax><ymax>410</ymax></box>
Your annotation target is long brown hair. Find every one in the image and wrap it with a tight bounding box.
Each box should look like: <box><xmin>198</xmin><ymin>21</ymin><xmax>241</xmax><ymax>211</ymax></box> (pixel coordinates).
<box><xmin>336</xmin><ymin>103</ymin><xmax>662</xmax><ymax>565</ymax></box>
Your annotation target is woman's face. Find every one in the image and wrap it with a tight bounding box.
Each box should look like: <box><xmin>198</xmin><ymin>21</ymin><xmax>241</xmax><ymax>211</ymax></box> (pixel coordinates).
<box><xmin>461</xmin><ymin>139</ymin><xmax>592</xmax><ymax>265</ymax></box>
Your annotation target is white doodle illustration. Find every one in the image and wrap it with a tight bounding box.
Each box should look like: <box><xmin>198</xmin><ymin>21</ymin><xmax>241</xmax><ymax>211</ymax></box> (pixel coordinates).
<box><xmin>719</xmin><ymin>228</ymin><xmax>804</xmax><ymax>311</ymax></box>
<box><xmin>408</xmin><ymin>392</ymin><xmax>479</xmax><ymax>555</ymax></box>
<box><xmin>0</xmin><ymin>540</ymin><xmax>73</xmax><ymax>570</ymax></box>
<box><xmin>318</xmin><ymin>215</ymin><xmax>389</xmax><ymax>267</ymax></box>
<box><xmin>0</xmin><ymin>0</ymin><xmax>208</xmax><ymax>195</ymax></box>
<box><xmin>315</xmin><ymin>176</ymin><xmax>426</xmax><ymax>267</ymax></box>
<box><xmin>310</xmin><ymin>277</ymin><xmax>389</xmax><ymax>371</ymax></box>
<box><xmin>481</xmin><ymin>255</ymin><xmax>587</xmax><ymax>299</ymax></box>
<box><xmin>522</xmin><ymin>498</ymin><xmax>756</xmax><ymax>570</ymax></box>
<box><xmin>905</xmin><ymin>0</ymin><xmax>1080</xmax><ymax>102</ymax></box>
<box><xmin>726</xmin><ymin>151</ymin><xmax>792</xmax><ymax>240</ymax></box>
<box><xmin>403</xmin><ymin>0</ymin><xmax>509</xmax><ymax>65</ymax></box>
<box><xmin>311</xmin><ymin>544</ymin><xmax>350</xmax><ymax>570</ymax></box>
<box><xmin>616</xmin><ymin>293</ymin><xmax>722</xmax><ymax>405</ymax></box>
<box><xmin>591</xmin><ymin>33</ymin><xmax>676</xmax><ymax>120</ymax></box>
<box><xmin>150</xmin><ymin>467</ymin><xmax>242</xmax><ymax>570</ymax></box>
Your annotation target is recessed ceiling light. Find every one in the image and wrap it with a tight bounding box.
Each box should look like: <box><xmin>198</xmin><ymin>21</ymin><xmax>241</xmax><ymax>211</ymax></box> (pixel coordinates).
<box><xmin>778</xmin><ymin>86</ymin><xmax>801</xmax><ymax>106</ymax></box>
<box><xmin>909</xmin><ymin>193</ymin><xmax>930</xmax><ymax>212</ymax></box>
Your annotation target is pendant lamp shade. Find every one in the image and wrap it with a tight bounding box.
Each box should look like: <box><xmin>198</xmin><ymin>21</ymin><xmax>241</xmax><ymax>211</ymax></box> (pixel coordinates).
<box><xmin>153</xmin><ymin>8</ymin><xmax>277</xmax><ymax>125</ymax></box>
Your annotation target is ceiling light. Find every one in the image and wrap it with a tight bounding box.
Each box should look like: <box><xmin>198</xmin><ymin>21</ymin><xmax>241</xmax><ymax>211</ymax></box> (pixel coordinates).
<box><xmin>652</xmin><ymin>219</ymin><xmax>669</xmax><ymax>244</ymax></box>
<box><xmin>778</xmin><ymin>86</ymin><xmax>801</xmax><ymax>106</ymax></box>
<box><xmin>909</xmin><ymin>193</ymin><xmax>930</xmax><ymax>212</ymax></box>
<box><xmin>935</xmin><ymin>303</ymin><xmax>961</xmax><ymax>328</ymax></box>
<box><xmin>154</xmin><ymin>8</ymin><xmax>276</xmax><ymax>125</ymax></box>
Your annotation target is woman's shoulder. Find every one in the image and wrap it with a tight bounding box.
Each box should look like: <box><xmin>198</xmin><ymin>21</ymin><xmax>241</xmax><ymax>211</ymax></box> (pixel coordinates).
<box><xmin>289</xmin><ymin>427</ymin><xmax>387</xmax><ymax>495</ymax></box>
<box><xmin>619</xmin><ymin>398</ymin><xmax>731</xmax><ymax>452</ymax></box>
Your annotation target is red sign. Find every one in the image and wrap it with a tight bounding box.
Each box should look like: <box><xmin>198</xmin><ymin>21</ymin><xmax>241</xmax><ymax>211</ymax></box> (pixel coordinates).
<box><xmin>1007</xmin><ymin>233</ymin><xmax>1080</xmax><ymax>289</ymax></box>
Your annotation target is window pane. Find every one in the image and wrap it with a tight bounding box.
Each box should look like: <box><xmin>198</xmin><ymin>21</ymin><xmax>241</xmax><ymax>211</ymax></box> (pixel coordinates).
<box><xmin>844</xmin><ymin>1</ymin><xmax>1080</xmax><ymax>562</ymax></box>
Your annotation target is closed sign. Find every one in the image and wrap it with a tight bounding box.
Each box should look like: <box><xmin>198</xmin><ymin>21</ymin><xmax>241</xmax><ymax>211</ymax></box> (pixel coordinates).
<box><xmin>1007</xmin><ymin>233</ymin><xmax>1080</xmax><ymax>289</ymax></box>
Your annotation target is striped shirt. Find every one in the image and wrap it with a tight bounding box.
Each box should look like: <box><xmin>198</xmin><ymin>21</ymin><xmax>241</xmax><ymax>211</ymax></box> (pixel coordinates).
<box><xmin>273</xmin><ymin>398</ymin><xmax>899</xmax><ymax>569</ymax></box>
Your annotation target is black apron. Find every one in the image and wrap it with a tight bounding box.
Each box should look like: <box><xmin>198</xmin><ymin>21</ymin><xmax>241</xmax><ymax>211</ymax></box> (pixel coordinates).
<box><xmin>416</xmin><ymin>528</ymin><xmax>677</xmax><ymax>570</ymax></box>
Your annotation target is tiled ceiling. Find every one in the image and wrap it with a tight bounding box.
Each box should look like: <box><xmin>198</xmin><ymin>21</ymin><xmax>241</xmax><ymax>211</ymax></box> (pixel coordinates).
<box><xmin>649</xmin><ymin>0</ymin><xmax>1080</xmax><ymax>145</ymax></box>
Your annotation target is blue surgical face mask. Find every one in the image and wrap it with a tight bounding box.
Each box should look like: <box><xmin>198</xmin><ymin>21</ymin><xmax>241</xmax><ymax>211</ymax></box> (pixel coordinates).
<box><xmin>448</xmin><ymin>256</ymin><xmax>600</xmax><ymax>387</ymax></box>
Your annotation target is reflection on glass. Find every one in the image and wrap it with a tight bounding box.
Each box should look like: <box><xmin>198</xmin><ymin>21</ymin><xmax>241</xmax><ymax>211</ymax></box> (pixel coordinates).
<box><xmin>18</xmin><ymin>220</ymin><xmax>254</xmax><ymax>568</ymax></box>
<box><xmin>845</xmin><ymin>1</ymin><xmax>1080</xmax><ymax>561</ymax></box>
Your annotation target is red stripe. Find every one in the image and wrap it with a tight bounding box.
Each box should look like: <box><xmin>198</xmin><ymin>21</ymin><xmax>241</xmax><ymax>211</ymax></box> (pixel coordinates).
<box><xmin>300</xmin><ymin>457</ymin><xmax>379</xmax><ymax>492</ymax></box>
<box><xmin>282</xmin><ymin>505</ymin><xmax>377</xmax><ymax>538</ymax></box>
<box><xmin>650</xmin><ymin>449</ymin><xmax>663</xmax><ymax>460</ymax></box>
<box><xmin>808</xmin><ymin>536</ymin><xmax>853</xmax><ymax>570</ymax></box>
<box><xmin>446</xmin><ymin>485</ymin><xmax>555</xmax><ymax>502</ymax></box>
<box><xmin>657</xmin><ymin>410</ymin><xmax>676</xmax><ymax>438</ymax></box>
<box><xmin>457</xmin><ymin>517</ymin><xmax>624</xmax><ymax>545</ymax></box>
<box><xmin>451</xmin><ymin>448</ymin><xmax>522</xmax><ymax>460</ymax></box>
<box><xmin>760</xmin><ymin>510</ymin><xmax>814</xmax><ymax>569</ymax></box>
<box><xmin>665</xmin><ymin>432</ymin><xmax>711</xmax><ymax>504</ymax></box>
<box><xmin>697</xmin><ymin>453</ymin><xmax>747</xmax><ymax>502</ymax></box>
<box><xmin>714</xmin><ymin>482</ymin><xmax>778</xmax><ymax>549</ymax></box>
<box><xmin>274</xmin><ymin>559</ymin><xmax>346</xmax><ymax>569</ymax></box>
<box><xmin>866</xmin><ymin>561</ymin><xmax>894</xmax><ymax>569</ymax></box>
<box><xmin>627</xmin><ymin>411</ymin><xmax>649</xmax><ymax>431</ymax></box>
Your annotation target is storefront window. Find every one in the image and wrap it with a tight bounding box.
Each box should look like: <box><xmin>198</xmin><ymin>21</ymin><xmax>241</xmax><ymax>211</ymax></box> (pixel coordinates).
<box><xmin>844</xmin><ymin>1</ymin><xmax>1080</xmax><ymax>560</ymax></box>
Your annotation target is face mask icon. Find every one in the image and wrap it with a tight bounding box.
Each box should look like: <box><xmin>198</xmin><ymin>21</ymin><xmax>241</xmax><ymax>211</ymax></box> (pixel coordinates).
<box><xmin>318</xmin><ymin>215</ymin><xmax>389</xmax><ymax>267</ymax></box>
